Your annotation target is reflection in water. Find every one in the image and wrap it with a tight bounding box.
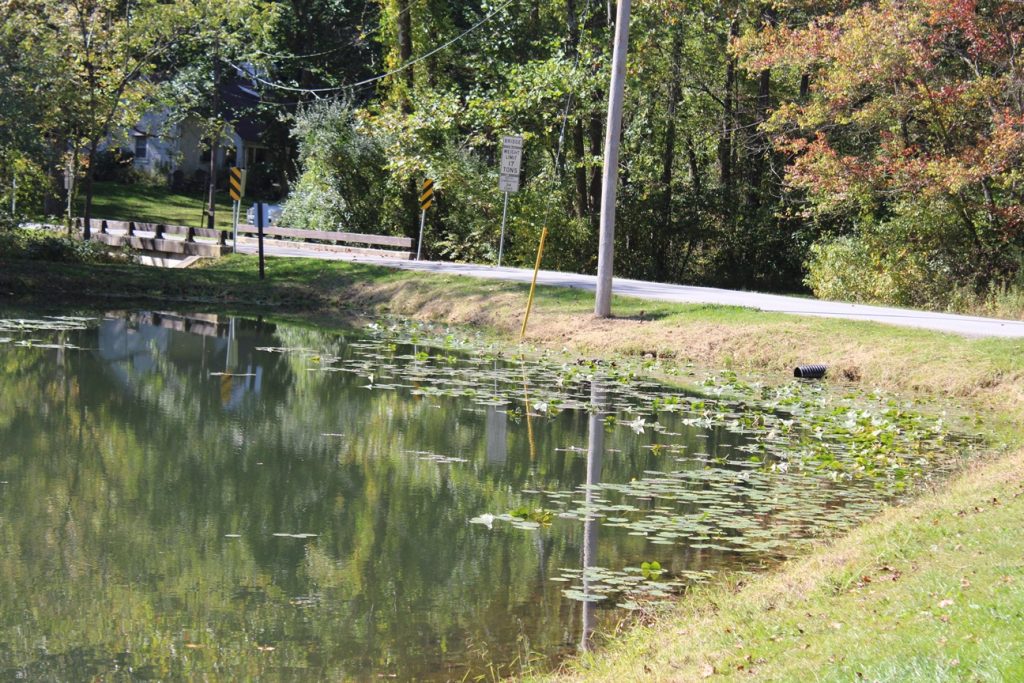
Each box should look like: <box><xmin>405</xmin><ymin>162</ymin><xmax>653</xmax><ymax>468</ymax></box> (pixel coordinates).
<box><xmin>486</xmin><ymin>361</ymin><xmax>508</xmax><ymax>466</ymax></box>
<box><xmin>3</xmin><ymin>313</ymin><xmax>692</xmax><ymax>679</ymax></box>
<box><xmin>581</xmin><ymin>381</ymin><xmax>606</xmax><ymax>650</ymax></box>
<box><xmin>0</xmin><ymin>311</ymin><xmax>953</xmax><ymax>680</ymax></box>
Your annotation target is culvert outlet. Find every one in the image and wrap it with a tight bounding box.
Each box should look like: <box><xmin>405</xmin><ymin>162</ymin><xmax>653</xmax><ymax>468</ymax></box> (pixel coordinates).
<box><xmin>794</xmin><ymin>364</ymin><xmax>827</xmax><ymax>379</ymax></box>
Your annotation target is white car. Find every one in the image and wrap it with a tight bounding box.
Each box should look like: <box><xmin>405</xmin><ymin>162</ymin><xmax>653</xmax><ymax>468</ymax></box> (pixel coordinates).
<box><xmin>245</xmin><ymin>203</ymin><xmax>283</xmax><ymax>226</ymax></box>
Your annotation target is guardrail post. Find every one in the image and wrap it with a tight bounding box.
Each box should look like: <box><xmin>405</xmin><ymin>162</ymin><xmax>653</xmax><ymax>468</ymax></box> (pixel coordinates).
<box><xmin>186</xmin><ymin>226</ymin><xmax>196</xmax><ymax>243</ymax></box>
<box><xmin>128</xmin><ymin>221</ymin><xmax>135</xmax><ymax>236</ymax></box>
<box><xmin>155</xmin><ymin>224</ymin><xmax>164</xmax><ymax>239</ymax></box>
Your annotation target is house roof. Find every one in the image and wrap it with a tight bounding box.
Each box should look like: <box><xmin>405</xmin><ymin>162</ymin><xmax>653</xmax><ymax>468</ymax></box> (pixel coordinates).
<box><xmin>220</xmin><ymin>80</ymin><xmax>264</xmax><ymax>143</ymax></box>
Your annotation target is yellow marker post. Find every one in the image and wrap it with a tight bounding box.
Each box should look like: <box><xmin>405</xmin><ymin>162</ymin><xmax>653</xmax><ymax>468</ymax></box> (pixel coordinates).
<box><xmin>229</xmin><ymin>167</ymin><xmax>246</xmax><ymax>249</ymax></box>
<box><xmin>417</xmin><ymin>179</ymin><xmax>433</xmax><ymax>260</ymax></box>
<box><xmin>520</xmin><ymin>226</ymin><xmax>548</xmax><ymax>340</ymax></box>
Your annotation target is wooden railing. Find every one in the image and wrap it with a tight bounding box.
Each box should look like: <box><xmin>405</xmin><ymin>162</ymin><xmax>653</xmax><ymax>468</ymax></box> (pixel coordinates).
<box><xmin>78</xmin><ymin>218</ymin><xmax>229</xmax><ymax>244</ymax></box>
<box><xmin>236</xmin><ymin>223</ymin><xmax>414</xmax><ymax>260</ymax></box>
<box><xmin>73</xmin><ymin>218</ymin><xmax>232</xmax><ymax>258</ymax></box>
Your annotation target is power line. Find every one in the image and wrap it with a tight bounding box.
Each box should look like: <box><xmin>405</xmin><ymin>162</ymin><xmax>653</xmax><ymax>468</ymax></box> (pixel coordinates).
<box><xmin>251</xmin><ymin>0</ymin><xmax>423</xmax><ymax>62</ymax></box>
<box><xmin>232</xmin><ymin>0</ymin><xmax>516</xmax><ymax>97</ymax></box>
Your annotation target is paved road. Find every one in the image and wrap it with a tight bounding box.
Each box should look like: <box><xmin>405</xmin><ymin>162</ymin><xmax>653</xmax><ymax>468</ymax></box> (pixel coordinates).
<box><xmin>234</xmin><ymin>241</ymin><xmax>1024</xmax><ymax>339</ymax></box>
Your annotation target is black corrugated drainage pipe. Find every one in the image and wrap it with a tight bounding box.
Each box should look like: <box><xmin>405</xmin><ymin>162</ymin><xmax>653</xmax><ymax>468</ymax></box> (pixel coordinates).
<box><xmin>794</xmin><ymin>364</ymin><xmax>827</xmax><ymax>379</ymax></box>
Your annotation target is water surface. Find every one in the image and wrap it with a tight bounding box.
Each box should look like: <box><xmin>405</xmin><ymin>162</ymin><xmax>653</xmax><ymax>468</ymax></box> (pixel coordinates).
<box><xmin>0</xmin><ymin>313</ymin><xmax>964</xmax><ymax>679</ymax></box>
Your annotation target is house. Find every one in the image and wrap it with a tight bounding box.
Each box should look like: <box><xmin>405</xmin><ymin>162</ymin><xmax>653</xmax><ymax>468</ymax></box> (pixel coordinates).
<box><xmin>123</xmin><ymin>79</ymin><xmax>268</xmax><ymax>185</ymax></box>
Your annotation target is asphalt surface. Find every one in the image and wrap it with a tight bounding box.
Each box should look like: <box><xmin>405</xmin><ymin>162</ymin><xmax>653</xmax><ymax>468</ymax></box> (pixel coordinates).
<box><xmin>233</xmin><ymin>241</ymin><xmax>1024</xmax><ymax>339</ymax></box>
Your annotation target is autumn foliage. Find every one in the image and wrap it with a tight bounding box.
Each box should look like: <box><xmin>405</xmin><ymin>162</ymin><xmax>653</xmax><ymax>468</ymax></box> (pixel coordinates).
<box><xmin>740</xmin><ymin>0</ymin><xmax>1024</xmax><ymax>306</ymax></box>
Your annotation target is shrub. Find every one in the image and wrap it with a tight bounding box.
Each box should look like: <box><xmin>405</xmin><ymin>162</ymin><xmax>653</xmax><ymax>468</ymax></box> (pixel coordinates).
<box><xmin>805</xmin><ymin>199</ymin><xmax>976</xmax><ymax>309</ymax></box>
<box><xmin>92</xmin><ymin>149</ymin><xmax>135</xmax><ymax>182</ymax></box>
<box><xmin>0</xmin><ymin>228</ymin><xmax>128</xmax><ymax>264</ymax></box>
<box><xmin>281</xmin><ymin>100</ymin><xmax>386</xmax><ymax>231</ymax></box>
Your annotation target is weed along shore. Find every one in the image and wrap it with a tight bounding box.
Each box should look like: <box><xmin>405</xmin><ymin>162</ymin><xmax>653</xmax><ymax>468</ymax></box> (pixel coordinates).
<box><xmin>2</xmin><ymin>255</ymin><xmax>1023</xmax><ymax>679</ymax></box>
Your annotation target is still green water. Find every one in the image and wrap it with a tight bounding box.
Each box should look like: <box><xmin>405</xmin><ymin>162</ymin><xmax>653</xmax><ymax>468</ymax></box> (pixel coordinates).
<box><xmin>0</xmin><ymin>313</ymin><xmax>964</xmax><ymax>680</ymax></box>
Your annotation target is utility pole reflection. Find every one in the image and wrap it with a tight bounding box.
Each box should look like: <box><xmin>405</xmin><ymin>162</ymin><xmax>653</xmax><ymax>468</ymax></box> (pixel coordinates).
<box><xmin>580</xmin><ymin>381</ymin><xmax>607</xmax><ymax>650</ymax></box>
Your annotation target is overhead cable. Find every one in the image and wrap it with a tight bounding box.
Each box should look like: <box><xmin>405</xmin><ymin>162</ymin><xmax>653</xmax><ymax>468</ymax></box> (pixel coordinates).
<box><xmin>233</xmin><ymin>0</ymin><xmax>516</xmax><ymax>96</ymax></box>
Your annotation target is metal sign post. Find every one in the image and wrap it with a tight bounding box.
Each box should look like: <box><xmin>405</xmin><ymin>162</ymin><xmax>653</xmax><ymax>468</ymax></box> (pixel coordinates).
<box><xmin>417</xmin><ymin>178</ymin><xmax>433</xmax><ymax>260</ymax></box>
<box><xmin>497</xmin><ymin>135</ymin><xmax>523</xmax><ymax>266</ymax></box>
<box><xmin>64</xmin><ymin>162</ymin><xmax>73</xmax><ymax>223</ymax></box>
<box><xmin>256</xmin><ymin>200</ymin><xmax>265</xmax><ymax>280</ymax></box>
<box><xmin>229</xmin><ymin>167</ymin><xmax>246</xmax><ymax>250</ymax></box>
<box><xmin>10</xmin><ymin>175</ymin><xmax>16</xmax><ymax>216</ymax></box>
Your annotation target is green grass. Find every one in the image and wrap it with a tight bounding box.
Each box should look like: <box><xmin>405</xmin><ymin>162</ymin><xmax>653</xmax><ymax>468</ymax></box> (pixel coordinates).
<box><xmin>76</xmin><ymin>181</ymin><xmax>251</xmax><ymax>229</ymax></box>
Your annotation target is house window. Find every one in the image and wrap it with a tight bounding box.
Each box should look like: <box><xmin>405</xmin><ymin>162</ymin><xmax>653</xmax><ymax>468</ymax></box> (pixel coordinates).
<box><xmin>246</xmin><ymin>145</ymin><xmax>267</xmax><ymax>167</ymax></box>
<box><xmin>134</xmin><ymin>136</ymin><xmax>148</xmax><ymax>160</ymax></box>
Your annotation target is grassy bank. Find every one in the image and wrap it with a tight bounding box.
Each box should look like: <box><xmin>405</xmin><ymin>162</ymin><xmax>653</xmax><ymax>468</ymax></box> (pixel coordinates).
<box><xmin>2</xmin><ymin>253</ymin><xmax>1023</xmax><ymax>680</ymax></box>
<box><xmin>75</xmin><ymin>181</ymin><xmax>248</xmax><ymax>229</ymax></box>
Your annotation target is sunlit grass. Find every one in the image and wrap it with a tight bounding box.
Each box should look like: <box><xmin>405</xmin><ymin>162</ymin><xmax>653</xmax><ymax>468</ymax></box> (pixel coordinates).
<box><xmin>76</xmin><ymin>181</ymin><xmax>249</xmax><ymax>229</ymax></box>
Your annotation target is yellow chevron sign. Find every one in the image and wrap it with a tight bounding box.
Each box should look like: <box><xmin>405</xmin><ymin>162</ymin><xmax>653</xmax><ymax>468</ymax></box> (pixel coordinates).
<box><xmin>420</xmin><ymin>178</ymin><xmax>433</xmax><ymax>212</ymax></box>
<box><xmin>229</xmin><ymin>167</ymin><xmax>246</xmax><ymax>201</ymax></box>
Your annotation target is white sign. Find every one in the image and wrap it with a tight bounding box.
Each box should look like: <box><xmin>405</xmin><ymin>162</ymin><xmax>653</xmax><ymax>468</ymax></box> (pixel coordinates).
<box><xmin>499</xmin><ymin>135</ymin><xmax>523</xmax><ymax>193</ymax></box>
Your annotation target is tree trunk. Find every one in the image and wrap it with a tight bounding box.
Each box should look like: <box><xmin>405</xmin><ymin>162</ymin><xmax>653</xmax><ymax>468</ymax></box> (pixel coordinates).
<box><xmin>207</xmin><ymin>57</ymin><xmax>221</xmax><ymax>232</ymax></box>
<box><xmin>589</xmin><ymin>104</ymin><xmax>603</xmax><ymax>235</ymax></box>
<box><xmin>398</xmin><ymin>0</ymin><xmax>414</xmax><ymax>108</ymax></box>
<box><xmin>82</xmin><ymin>140</ymin><xmax>98</xmax><ymax>240</ymax></box>
<box><xmin>574</xmin><ymin>121</ymin><xmax>589</xmax><ymax>218</ymax></box>
<box><xmin>566</xmin><ymin>0</ymin><xmax>588</xmax><ymax>219</ymax></box>
<box><xmin>745</xmin><ymin>5</ymin><xmax>776</xmax><ymax>210</ymax></box>
<box><xmin>655</xmin><ymin>28</ymin><xmax>683</xmax><ymax>280</ymax></box>
<box><xmin>718</xmin><ymin>17</ymin><xmax>739</xmax><ymax>206</ymax></box>
<box><xmin>687</xmin><ymin>135</ymin><xmax>701</xmax><ymax>198</ymax></box>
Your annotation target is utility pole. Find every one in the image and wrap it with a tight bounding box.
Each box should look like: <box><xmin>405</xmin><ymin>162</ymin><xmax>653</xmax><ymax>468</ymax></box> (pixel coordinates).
<box><xmin>594</xmin><ymin>0</ymin><xmax>632</xmax><ymax>317</ymax></box>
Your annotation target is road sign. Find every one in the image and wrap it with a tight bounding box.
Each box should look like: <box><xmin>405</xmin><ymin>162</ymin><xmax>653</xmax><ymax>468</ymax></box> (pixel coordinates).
<box><xmin>229</xmin><ymin>167</ymin><xmax>246</xmax><ymax>201</ymax></box>
<box><xmin>420</xmin><ymin>178</ymin><xmax>434</xmax><ymax>212</ymax></box>
<box><xmin>499</xmin><ymin>135</ymin><xmax>523</xmax><ymax>193</ymax></box>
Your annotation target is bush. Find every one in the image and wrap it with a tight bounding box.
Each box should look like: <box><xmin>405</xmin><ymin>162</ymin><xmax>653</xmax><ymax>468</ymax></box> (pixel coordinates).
<box><xmin>805</xmin><ymin>199</ymin><xmax>974</xmax><ymax>309</ymax></box>
<box><xmin>0</xmin><ymin>228</ymin><xmax>128</xmax><ymax>264</ymax></box>
<box><xmin>92</xmin><ymin>149</ymin><xmax>135</xmax><ymax>183</ymax></box>
<box><xmin>281</xmin><ymin>100</ymin><xmax>386</xmax><ymax>231</ymax></box>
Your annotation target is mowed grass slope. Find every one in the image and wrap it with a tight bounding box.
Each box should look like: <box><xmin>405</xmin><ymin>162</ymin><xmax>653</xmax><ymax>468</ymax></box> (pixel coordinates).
<box><xmin>76</xmin><ymin>181</ymin><xmax>248</xmax><ymax>229</ymax></box>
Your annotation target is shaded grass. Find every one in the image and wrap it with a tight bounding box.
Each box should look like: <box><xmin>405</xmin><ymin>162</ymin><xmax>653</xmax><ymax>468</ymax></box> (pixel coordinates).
<box><xmin>76</xmin><ymin>181</ymin><xmax>250</xmax><ymax>229</ymax></box>
<box><xmin>537</xmin><ymin>447</ymin><xmax>1024</xmax><ymax>682</ymax></box>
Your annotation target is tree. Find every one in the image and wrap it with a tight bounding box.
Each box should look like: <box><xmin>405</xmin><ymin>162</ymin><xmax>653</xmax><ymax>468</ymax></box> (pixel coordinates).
<box><xmin>741</xmin><ymin>0</ymin><xmax>1024</xmax><ymax>304</ymax></box>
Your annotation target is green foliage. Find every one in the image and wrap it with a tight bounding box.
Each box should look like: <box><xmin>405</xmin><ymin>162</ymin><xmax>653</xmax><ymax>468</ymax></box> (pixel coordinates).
<box><xmin>0</xmin><ymin>229</ymin><xmax>125</xmax><ymax>264</ymax></box>
<box><xmin>280</xmin><ymin>100</ymin><xmax>387</xmax><ymax>231</ymax></box>
<box><xmin>805</xmin><ymin>198</ymin><xmax>984</xmax><ymax>309</ymax></box>
<box><xmin>640</xmin><ymin>560</ymin><xmax>663</xmax><ymax>580</ymax></box>
<box><xmin>744</xmin><ymin>0</ymin><xmax>1024</xmax><ymax>303</ymax></box>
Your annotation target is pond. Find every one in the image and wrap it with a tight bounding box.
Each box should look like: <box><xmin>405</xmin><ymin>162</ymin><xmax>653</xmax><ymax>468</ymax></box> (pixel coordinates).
<box><xmin>0</xmin><ymin>312</ymin><xmax>976</xmax><ymax>679</ymax></box>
